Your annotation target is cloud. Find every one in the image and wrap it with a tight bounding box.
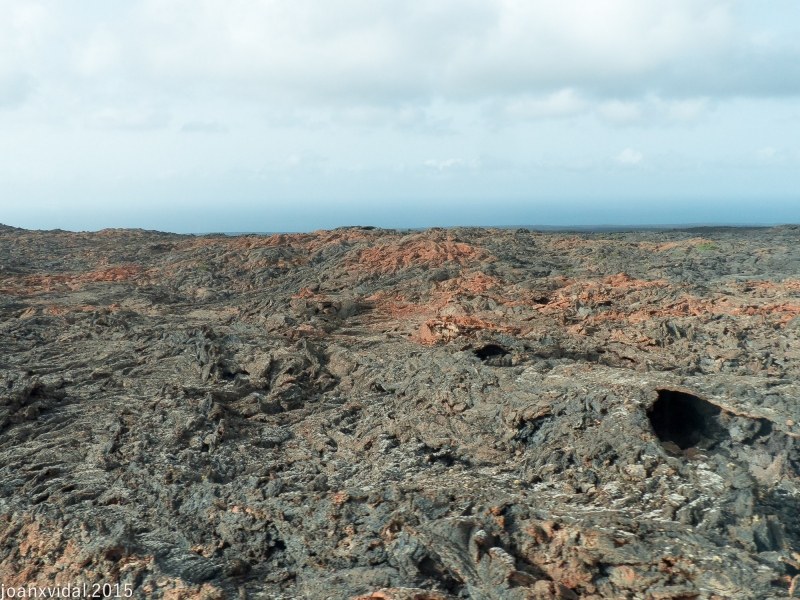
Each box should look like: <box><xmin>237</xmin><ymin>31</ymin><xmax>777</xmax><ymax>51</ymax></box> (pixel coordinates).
<box><xmin>72</xmin><ymin>28</ymin><xmax>120</xmax><ymax>76</ymax></box>
<box><xmin>755</xmin><ymin>146</ymin><xmax>789</xmax><ymax>164</ymax></box>
<box><xmin>0</xmin><ymin>73</ymin><xmax>34</xmax><ymax>108</ymax></box>
<box><xmin>86</xmin><ymin>107</ymin><xmax>170</xmax><ymax>130</ymax></box>
<box><xmin>757</xmin><ymin>147</ymin><xmax>777</xmax><ymax>160</ymax></box>
<box><xmin>502</xmin><ymin>89</ymin><xmax>588</xmax><ymax>119</ymax></box>
<box><xmin>336</xmin><ymin>105</ymin><xmax>455</xmax><ymax>133</ymax></box>
<box><xmin>271</xmin><ymin>150</ymin><xmax>327</xmax><ymax>173</ymax></box>
<box><xmin>3</xmin><ymin>0</ymin><xmax>799</xmax><ymax>115</ymax></box>
<box><xmin>441</xmin><ymin>1</ymin><xmax>737</xmax><ymax>99</ymax></box>
<box><xmin>617</xmin><ymin>149</ymin><xmax>643</xmax><ymax>164</ymax></box>
<box><xmin>180</xmin><ymin>121</ymin><xmax>228</xmax><ymax>133</ymax></box>
<box><xmin>664</xmin><ymin>97</ymin><xmax>710</xmax><ymax>122</ymax></box>
<box><xmin>598</xmin><ymin>101</ymin><xmax>643</xmax><ymax>125</ymax></box>
<box><xmin>594</xmin><ymin>96</ymin><xmax>712</xmax><ymax>126</ymax></box>
<box><xmin>424</xmin><ymin>158</ymin><xmax>480</xmax><ymax>170</ymax></box>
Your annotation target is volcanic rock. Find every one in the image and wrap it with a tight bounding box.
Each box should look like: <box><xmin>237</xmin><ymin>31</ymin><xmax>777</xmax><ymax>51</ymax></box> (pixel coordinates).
<box><xmin>1</xmin><ymin>225</ymin><xmax>800</xmax><ymax>599</ymax></box>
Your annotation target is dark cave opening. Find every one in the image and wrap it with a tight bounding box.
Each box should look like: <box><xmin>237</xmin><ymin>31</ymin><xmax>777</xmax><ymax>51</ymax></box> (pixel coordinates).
<box><xmin>648</xmin><ymin>389</ymin><xmax>729</xmax><ymax>450</ymax></box>
<box><xmin>425</xmin><ymin>451</ymin><xmax>456</xmax><ymax>467</ymax></box>
<box><xmin>417</xmin><ymin>555</ymin><xmax>465</xmax><ymax>594</ymax></box>
<box><xmin>784</xmin><ymin>556</ymin><xmax>800</xmax><ymax>578</ymax></box>
<box><xmin>474</xmin><ymin>344</ymin><xmax>509</xmax><ymax>360</ymax></box>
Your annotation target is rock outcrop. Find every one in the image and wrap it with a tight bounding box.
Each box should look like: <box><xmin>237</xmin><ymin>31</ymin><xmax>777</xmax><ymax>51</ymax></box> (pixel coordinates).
<box><xmin>1</xmin><ymin>225</ymin><xmax>800</xmax><ymax>599</ymax></box>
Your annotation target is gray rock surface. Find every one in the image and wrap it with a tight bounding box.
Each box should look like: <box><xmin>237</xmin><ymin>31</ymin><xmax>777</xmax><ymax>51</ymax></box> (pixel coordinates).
<box><xmin>1</xmin><ymin>224</ymin><xmax>800</xmax><ymax>599</ymax></box>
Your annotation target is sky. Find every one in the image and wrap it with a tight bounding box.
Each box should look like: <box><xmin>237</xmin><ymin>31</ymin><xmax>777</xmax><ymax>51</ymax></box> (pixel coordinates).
<box><xmin>1</xmin><ymin>0</ymin><xmax>799</xmax><ymax>232</ymax></box>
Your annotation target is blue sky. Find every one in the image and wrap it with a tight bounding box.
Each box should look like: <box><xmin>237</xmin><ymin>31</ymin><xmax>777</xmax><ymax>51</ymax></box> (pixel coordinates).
<box><xmin>1</xmin><ymin>0</ymin><xmax>799</xmax><ymax>232</ymax></box>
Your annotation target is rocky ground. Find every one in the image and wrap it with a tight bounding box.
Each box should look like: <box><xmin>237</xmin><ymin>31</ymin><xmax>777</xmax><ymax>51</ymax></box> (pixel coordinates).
<box><xmin>1</xmin><ymin>223</ymin><xmax>800</xmax><ymax>600</ymax></box>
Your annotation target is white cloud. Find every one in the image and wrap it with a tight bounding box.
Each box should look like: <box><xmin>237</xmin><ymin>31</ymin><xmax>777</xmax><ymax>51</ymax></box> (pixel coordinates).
<box><xmin>755</xmin><ymin>146</ymin><xmax>787</xmax><ymax>164</ymax></box>
<box><xmin>424</xmin><ymin>158</ymin><xmax>479</xmax><ymax>170</ymax></box>
<box><xmin>336</xmin><ymin>105</ymin><xmax>454</xmax><ymax>133</ymax></box>
<box><xmin>617</xmin><ymin>148</ymin><xmax>643</xmax><ymax>164</ymax></box>
<box><xmin>757</xmin><ymin>147</ymin><xmax>777</xmax><ymax>160</ymax></box>
<box><xmin>72</xmin><ymin>28</ymin><xmax>120</xmax><ymax>76</ymax></box>
<box><xmin>598</xmin><ymin>101</ymin><xmax>643</xmax><ymax>125</ymax></box>
<box><xmin>180</xmin><ymin>121</ymin><xmax>228</xmax><ymax>133</ymax></box>
<box><xmin>2</xmin><ymin>0</ymin><xmax>797</xmax><ymax>113</ymax></box>
<box><xmin>503</xmin><ymin>89</ymin><xmax>588</xmax><ymax>119</ymax></box>
<box><xmin>441</xmin><ymin>1</ymin><xmax>735</xmax><ymax>98</ymax></box>
<box><xmin>665</xmin><ymin>98</ymin><xmax>710</xmax><ymax>122</ymax></box>
<box><xmin>594</xmin><ymin>96</ymin><xmax>712</xmax><ymax>126</ymax></box>
<box><xmin>86</xmin><ymin>107</ymin><xmax>170</xmax><ymax>130</ymax></box>
<box><xmin>0</xmin><ymin>73</ymin><xmax>33</xmax><ymax>108</ymax></box>
<box><xmin>280</xmin><ymin>150</ymin><xmax>327</xmax><ymax>172</ymax></box>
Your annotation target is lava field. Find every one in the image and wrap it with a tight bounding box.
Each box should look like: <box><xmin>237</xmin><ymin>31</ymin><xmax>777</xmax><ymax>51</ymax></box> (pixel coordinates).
<box><xmin>2</xmin><ymin>224</ymin><xmax>800</xmax><ymax>599</ymax></box>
